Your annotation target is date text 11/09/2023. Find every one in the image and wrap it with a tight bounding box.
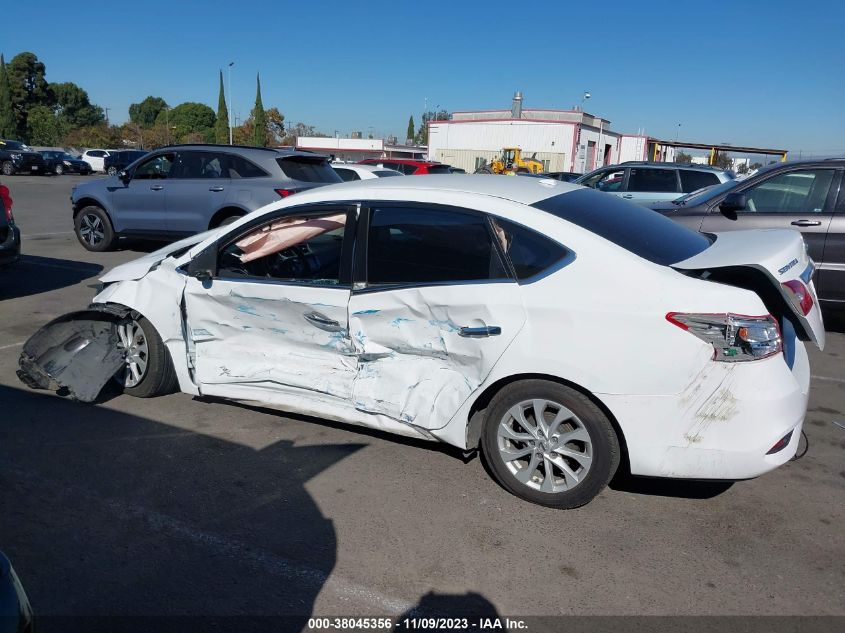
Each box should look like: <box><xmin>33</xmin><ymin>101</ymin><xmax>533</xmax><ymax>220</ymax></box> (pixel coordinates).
<box><xmin>307</xmin><ymin>617</ymin><xmax>528</xmax><ymax>630</ymax></box>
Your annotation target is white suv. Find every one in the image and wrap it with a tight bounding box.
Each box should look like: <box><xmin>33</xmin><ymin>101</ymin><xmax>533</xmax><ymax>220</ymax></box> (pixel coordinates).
<box><xmin>81</xmin><ymin>149</ymin><xmax>112</xmax><ymax>172</ymax></box>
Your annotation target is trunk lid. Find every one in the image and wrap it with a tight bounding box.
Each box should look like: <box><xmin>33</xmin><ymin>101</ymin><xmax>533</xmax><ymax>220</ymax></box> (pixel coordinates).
<box><xmin>672</xmin><ymin>229</ymin><xmax>824</xmax><ymax>349</ymax></box>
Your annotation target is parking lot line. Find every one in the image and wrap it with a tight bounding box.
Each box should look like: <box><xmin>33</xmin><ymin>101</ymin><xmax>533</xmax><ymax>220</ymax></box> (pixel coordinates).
<box><xmin>812</xmin><ymin>374</ymin><xmax>845</xmax><ymax>384</ymax></box>
<box><xmin>0</xmin><ymin>341</ymin><xmax>25</xmax><ymax>351</ymax></box>
<box><xmin>20</xmin><ymin>231</ymin><xmax>75</xmax><ymax>238</ymax></box>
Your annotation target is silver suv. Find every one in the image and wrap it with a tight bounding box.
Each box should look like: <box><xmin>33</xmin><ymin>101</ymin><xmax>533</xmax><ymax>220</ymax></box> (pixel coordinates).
<box><xmin>71</xmin><ymin>144</ymin><xmax>342</xmax><ymax>251</ymax></box>
<box><xmin>575</xmin><ymin>161</ymin><xmax>734</xmax><ymax>207</ymax></box>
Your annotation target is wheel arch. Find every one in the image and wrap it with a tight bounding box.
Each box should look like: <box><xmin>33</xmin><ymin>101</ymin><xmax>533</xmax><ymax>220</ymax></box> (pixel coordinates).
<box><xmin>464</xmin><ymin>372</ymin><xmax>629</xmax><ymax>470</ymax></box>
<box><xmin>73</xmin><ymin>196</ymin><xmax>110</xmax><ymax>219</ymax></box>
<box><xmin>208</xmin><ymin>206</ymin><xmax>249</xmax><ymax>229</ymax></box>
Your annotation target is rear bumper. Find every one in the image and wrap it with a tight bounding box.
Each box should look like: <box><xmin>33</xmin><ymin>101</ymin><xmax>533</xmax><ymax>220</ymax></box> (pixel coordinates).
<box><xmin>601</xmin><ymin>343</ymin><xmax>810</xmax><ymax>480</ymax></box>
<box><xmin>0</xmin><ymin>223</ymin><xmax>21</xmax><ymax>268</ymax></box>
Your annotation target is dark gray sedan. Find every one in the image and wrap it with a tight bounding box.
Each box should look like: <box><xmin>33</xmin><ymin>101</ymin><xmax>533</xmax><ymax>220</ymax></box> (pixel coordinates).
<box><xmin>650</xmin><ymin>159</ymin><xmax>844</xmax><ymax>304</ymax></box>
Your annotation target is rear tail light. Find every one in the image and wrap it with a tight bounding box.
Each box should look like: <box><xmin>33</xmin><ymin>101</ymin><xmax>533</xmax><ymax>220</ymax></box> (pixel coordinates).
<box><xmin>667</xmin><ymin>312</ymin><xmax>782</xmax><ymax>362</ymax></box>
<box><xmin>782</xmin><ymin>279</ymin><xmax>814</xmax><ymax>316</ymax></box>
<box><xmin>0</xmin><ymin>185</ymin><xmax>12</xmax><ymax>222</ymax></box>
<box><xmin>275</xmin><ymin>188</ymin><xmax>298</xmax><ymax>198</ymax></box>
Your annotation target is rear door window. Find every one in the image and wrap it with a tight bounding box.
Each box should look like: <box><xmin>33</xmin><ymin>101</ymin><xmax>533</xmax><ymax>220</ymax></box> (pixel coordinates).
<box><xmin>743</xmin><ymin>169</ymin><xmax>835</xmax><ymax>213</ymax></box>
<box><xmin>628</xmin><ymin>168</ymin><xmax>679</xmax><ymax>193</ymax></box>
<box><xmin>680</xmin><ymin>170</ymin><xmax>720</xmax><ymax>193</ymax></box>
<box><xmin>173</xmin><ymin>151</ymin><xmax>225</xmax><ymax>179</ymax></box>
<box><xmin>425</xmin><ymin>164</ymin><xmax>452</xmax><ymax>174</ymax></box>
<box><xmin>277</xmin><ymin>156</ymin><xmax>342</xmax><ymax>183</ymax></box>
<box><xmin>366</xmin><ymin>206</ymin><xmax>508</xmax><ymax>285</ymax></box>
<box><xmin>225</xmin><ymin>154</ymin><xmax>267</xmax><ymax>178</ymax></box>
<box><xmin>334</xmin><ymin>168</ymin><xmax>360</xmax><ymax>182</ymax></box>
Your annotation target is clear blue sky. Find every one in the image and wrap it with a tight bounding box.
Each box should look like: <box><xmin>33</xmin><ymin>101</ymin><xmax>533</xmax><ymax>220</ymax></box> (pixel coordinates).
<box><xmin>4</xmin><ymin>0</ymin><xmax>844</xmax><ymax>154</ymax></box>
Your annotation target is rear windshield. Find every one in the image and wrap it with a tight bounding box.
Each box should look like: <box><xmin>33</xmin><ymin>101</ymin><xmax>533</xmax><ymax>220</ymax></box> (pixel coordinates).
<box><xmin>532</xmin><ymin>189</ymin><xmax>711</xmax><ymax>266</ymax></box>
<box><xmin>277</xmin><ymin>156</ymin><xmax>342</xmax><ymax>183</ymax></box>
<box><xmin>425</xmin><ymin>165</ymin><xmax>452</xmax><ymax>174</ymax></box>
<box><xmin>374</xmin><ymin>170</ymin><xmax>401</xmax><ymax>177</ymax></box>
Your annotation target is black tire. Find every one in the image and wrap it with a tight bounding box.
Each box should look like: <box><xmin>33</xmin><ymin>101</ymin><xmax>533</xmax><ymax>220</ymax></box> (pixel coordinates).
<box><xmin>481</xmin><ymin>380</ymin><xmax>620</xmax><ymax>508</ymax></box>
<box><xmin>107</xmin><ymin>166</ymin><xmax>117</xmax><ymax>176</ymax></box>
<box><xmin>74</xmin><ymin>205</ymin><xmax>115</xmax><ymax>252</ymax></box>
<box><xmin>474</xmin><ymin>167</ymin><xmax>493</xmax><ymax>174</ymax></box>
<box><xmin>1</xmin><ymin>161</ymin><xmax>14</xmax><ymax>176</ymax></box>
<box><xmin>116</xmin><ymin>315</ymin><xmax>178</xmax><ymax>398</ymax></box>
<box><xmin>54</xmin><ymin>164</ymin><xmax>64</xmax><ymax>175</ymax></box>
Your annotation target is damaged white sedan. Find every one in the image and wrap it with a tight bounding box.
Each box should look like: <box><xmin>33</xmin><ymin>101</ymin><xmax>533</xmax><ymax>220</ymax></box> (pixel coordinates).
<box><xmin>18</xmin><ymin>176</ymin><xmax>824</xmax><ymax>507</ymax></box>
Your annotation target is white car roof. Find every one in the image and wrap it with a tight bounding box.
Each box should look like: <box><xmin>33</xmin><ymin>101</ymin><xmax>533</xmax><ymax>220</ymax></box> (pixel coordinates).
<box><xmin>331</xmin><ymin>164</ymin><xmax>402</xmax><ymax>176</ymax></box>
<box><xmin>295</xmin><ymin>174</ymin><xmax>580</xmax><ymax>206</ymax></box>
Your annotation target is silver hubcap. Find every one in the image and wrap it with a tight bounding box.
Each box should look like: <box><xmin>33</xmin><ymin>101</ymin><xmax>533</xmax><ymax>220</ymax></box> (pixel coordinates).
<box><xmin>497</xmin><ymin>398</ymin><xmax>593</xmax><ymax>493</ymax></box>
<box><xmin>115</xmin><ymin>321</ymin><xmax>148</xmax><ymax>387</ymax></box>
<box><xmin>79</xmin><ymin>213</ymin><xmax>105</xmax><ymax>246</ymax></box>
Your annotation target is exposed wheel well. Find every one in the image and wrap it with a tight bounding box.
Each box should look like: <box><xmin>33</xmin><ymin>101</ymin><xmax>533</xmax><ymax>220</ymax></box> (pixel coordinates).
<box><xmin>466</xmin><ymin>373</ymin><xmax>630</xmax><ymax>472</ymax></box>
<box><xmin>73</xmin><ymin>198</ymin><xmax>107</xmax><ymax>218</ymax></box>
<box><xmin>208</xmin><ymin>207</ymin><xmax>246</xmax><ymax>229</ymax></box>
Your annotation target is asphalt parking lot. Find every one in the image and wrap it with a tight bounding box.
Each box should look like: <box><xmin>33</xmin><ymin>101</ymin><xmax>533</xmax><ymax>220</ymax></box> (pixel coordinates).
<box><xmin>1</xmin><ymin>175</ymin><xmax>844</xmax><ymax>628</ymax></box>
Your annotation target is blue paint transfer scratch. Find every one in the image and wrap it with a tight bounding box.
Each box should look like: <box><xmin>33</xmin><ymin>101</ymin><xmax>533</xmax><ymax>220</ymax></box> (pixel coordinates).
<box><xmin>352</xmin><ymin>309</ymin><xmax>381</xmax><ymax>316</ymax></box>
<box><xmin>390</xmin><ymin>317</ymin><xmax>414</xmax><ymax>328</ymax></box>
<box><xmin>236</xmin><ymin>304</ymin><xmax>259</xmax><ymax>316</ymax></box>
<box><xmin>269</xmin><ymin>327</ymin><xmax>288</xmax><ymax>334</ymax></box>
<box><xmin>428</xmin><ymin>319</ymin><xmax>460</xmax><ymax>333</ymax></box>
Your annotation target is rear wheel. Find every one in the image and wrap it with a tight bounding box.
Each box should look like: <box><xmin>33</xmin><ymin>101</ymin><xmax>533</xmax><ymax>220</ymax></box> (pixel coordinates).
<box><xmin>54</xmin><ymin>164</ymin><xmax>64</xmax><ymax>175</ymax></box>
<box><xmin>481</xmin><ymin>380</ymin><xmax>620</xmax><ymax>508</ymax></box>
<box><xmin>1</xmin><ymin>161</ymin><xmax>14</xmax><ymax>176</ymax></box>
<box><xmin>107</xmin><ymin>166</ymin><xmax>117</xmax><ymax>176</ymax></box>
<box><xmin>113</xmin><ymin>315</ymin><xmax>177</xmax><ymax>398</ymax></box>
<box><xmin>74</xmin><ymin>206</ymin><xmax>115</xmax><ymax>251</ymax></box>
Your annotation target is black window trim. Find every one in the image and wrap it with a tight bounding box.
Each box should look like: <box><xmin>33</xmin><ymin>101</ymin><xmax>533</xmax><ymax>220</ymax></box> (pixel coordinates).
<box><xmin>352</xmin><ymin>201</ymin><xmax>515</xmax><ymax>295</ymax></box>
<box><xmin>188</xmin><ymin>202</ymin><xmax>358</xmax><ymax>288</ymax></box>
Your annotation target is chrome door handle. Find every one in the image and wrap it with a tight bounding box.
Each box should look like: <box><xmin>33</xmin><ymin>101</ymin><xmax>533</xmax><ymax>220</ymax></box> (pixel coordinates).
<box><xmin>150</xmin><ymin>185</ymin><xmax>164</xmax><ymax>191</ymax></box>
<box><xmin>304</xmin><ymin>311</ymin><xmax>344</xmax><ymax>332</ymax></box>
<box><xmin>459</xmin><ymin>325</ymin><xmax>502</xmax><ymax>338</ymax></box>
<box><xmin>209</xmin><ymin>186</ymin><xmax>225</xmax><ymax>192</ymax></box>
<box><xmin>791</xmin><ymin>219</ymin><xmax>821</xmax><ymax>227</ymax></box>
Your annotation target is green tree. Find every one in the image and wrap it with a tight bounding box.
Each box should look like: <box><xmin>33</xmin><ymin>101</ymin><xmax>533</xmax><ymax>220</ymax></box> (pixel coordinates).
<box><xmin>156</xmin><ymin>102</ymin><xmax>215</xmax><ymax>139</ymax></box>
<box><xmin>63</xmin><ymin>124</ymin><xmax>123</xmax><ymax>149</ymax></box>
<box><xmin>675</xmin><ymin>150</ymin><xmax>692</xmax><ymax>164</ymax></box>
<box><xmin>414</xmin><ymin>109</ymin><xmax>449</xmax><ymax>145</ymax></box>
<box><xmin>26</xmin><ymin>104</ymin><xmax>65</xmax><ymax>145</ymax></box>
<box><xmin>7</xmin><ymin>52</ymin><xmax>54</xmax><ymax>139</ymax></box>
<box><xmin>0</xmin><ymin>55</ymin><xmax>15</xmax><ymax>138</ymax></box>
<box><xmin>251</xmin><ymin>74</ymin><xmax>267</xmax><ymax>147</ymax></box>
<box><xmin>129</xmin><ymin>96</ymin><xmax>168</xmax><ymax>128</ymax></box>
<box><xmin>215</xmin><ymin>70</ymin><xmax>229</xmax><ymax>144</ymax></box>
<box><xmin>266</xmin><ymin>107</ymin><xmax>285</xmax><ymax>145</ymax></box>
<box><xmin>52</xmin><ymin>82</ymin><xmax>104</xmax><ymax>128</ymax></box>
<box><xmin>710</xmin><ymin>150</ymin><xmax>733</xmax><ymax>170</ymax></box>
<box><xmin>406</xmin><ymin>115</ymin><xmax>414</xmax><ymax>143</ymax></box>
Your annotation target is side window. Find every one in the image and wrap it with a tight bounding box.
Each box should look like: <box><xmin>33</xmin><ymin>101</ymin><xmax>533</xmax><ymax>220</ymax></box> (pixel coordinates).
<box><xmin>89</xmin><ymin>150</ymin><xmax>104</xmax><ymax>158</ymax></box>
<box><xmin>490</xmin><ymin>217</ymin><xmax>569</xmax><ymax>281</ymax></box>
<box><xmin>366</xmin><ymin>206</ymin><xmax>508</xmax><ymax>285</ymax></box>
<box><xmin>217</xmin><ymin>212</ymin><xmax>347</xmax><ymax>284</ymax></box>
<box><xmin>173</xmin><ymin>152</ymin><xmax>224</xmax><ymax>179</ymax></box>
<box><xmin>132</xmin><ymin>153</ymin><xmax>175</xmax><ymax>180</ymax></box>
<box><xmin>743</xmin><ymin>169</ymin><xmax>835</xmax><ymax>214</ymax></box>
<box><xmin>680</xmin><ymin>170</ymin><xmax>719</xmax><ymax>193</ymax></box>
<box><xmin>582</xmin><ymin>169</ymin><xmax>625</xmax><ymax>192</ymax></box>
<box><xmin>226</xmin><ymin>154</ymin><xmax>268</xmax><ymax>178</ymax></box>
<box><xmin>628</xmin><ymin>168</ymin><xmax>679</xmax><ymax>193</ymax></box>
<box><xmin>335</xmin><ymin>168</ymin><xmax>360</xmax><ymax>182</ymax></box>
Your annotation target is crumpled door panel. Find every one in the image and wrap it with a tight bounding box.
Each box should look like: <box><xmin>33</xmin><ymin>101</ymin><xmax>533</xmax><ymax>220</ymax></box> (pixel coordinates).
<box><xmin>17</xmin><ymin>310</ymin><xmax>127</xmax><ymax>402</ymax></box>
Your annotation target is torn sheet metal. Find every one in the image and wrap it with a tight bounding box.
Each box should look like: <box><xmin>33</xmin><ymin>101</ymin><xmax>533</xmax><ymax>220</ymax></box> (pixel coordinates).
<box><xmin>17</xmin><ymin>310</ymin><xmax>126</xmax><ymax>402</ymax></box>
<box><xmin>347</xmin><ymin>282</ymin><xmax>525</xmax><ymax>430</ymax></box>
<box><xmin>183</xmin><ymin>278</ymin><xmax>357</xmax><ymax>400</ymax></box>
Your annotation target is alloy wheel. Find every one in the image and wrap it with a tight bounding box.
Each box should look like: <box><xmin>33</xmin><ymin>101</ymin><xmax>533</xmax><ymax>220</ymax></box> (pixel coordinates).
<box><xmin>78</xmin><ymin>213</ymin><xmax>105</xmax><ymax>247</ymax></box>
<box><xmin>497</xmin><ymin>398</ymin><xmax>593</xmax><ymax>493</ymax></box>
<box><xmin>115</xmin><ymin>321</ymin><xmax>149</xmax><ymax>388</ymax></box>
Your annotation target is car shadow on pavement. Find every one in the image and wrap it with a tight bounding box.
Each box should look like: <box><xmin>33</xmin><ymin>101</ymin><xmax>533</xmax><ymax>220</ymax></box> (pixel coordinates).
<box><xmin>0</xmin><ymin>384</ymin><xmax>365</xmax><ymax>633</ymax></box>
<box><xmin>0</xmin><ymin>255</ymin><xmax>102</xmax><ymax>300</ymax></box>
<box><xmin>609</xmin><ymin>471</ymin><xmax>733</xmax><ymax>499</ymax></box>
<box><xmin>393</xmin><ymin>592</ymin><xmax>507</xmax><ymax>632</ymax></box>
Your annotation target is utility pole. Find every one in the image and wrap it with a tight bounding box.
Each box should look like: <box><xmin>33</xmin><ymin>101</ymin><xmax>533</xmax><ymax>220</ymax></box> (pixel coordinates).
<box><xmin>228</xmin><ymin>62</ymin><xmax>234</xmax><ymax>145</ymax></box>
<box><xmin>104</xmin><ymin>107</ymin><xmax>110</xmax><ymax>125</ymax></box>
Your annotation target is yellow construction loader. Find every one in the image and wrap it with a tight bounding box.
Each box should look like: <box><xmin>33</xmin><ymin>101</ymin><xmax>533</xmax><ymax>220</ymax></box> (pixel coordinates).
<box><xmin>475</xmin><ymin>147</ymin><xmax>544</xmax><ymax>175</ymax></box>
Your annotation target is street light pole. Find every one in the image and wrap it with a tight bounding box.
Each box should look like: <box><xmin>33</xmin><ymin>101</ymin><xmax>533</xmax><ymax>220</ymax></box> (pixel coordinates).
<box><xmin>228</xmin><ymin>62</ymin><xmax>234</xmax><ymax>145</ymax></box>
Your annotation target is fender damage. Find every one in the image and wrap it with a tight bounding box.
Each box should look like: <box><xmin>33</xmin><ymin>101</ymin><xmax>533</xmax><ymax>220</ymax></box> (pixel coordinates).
<box><xmin>17</xmin><ymin>304</ymin><xmax>132</xmax><ymax>402</ymax></box>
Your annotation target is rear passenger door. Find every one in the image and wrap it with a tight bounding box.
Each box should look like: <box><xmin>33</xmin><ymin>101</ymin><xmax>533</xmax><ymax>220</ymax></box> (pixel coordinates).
<box><xmin>817</xmin><ymin>171</ymin><xmax>845</xmax><ymax>302</ymax></box>
<box><xmin>347</xmin><ymin>204</ymin><xmax>526</xmax><ymax>430</ymax></box>
<box><xmin>622</xmin><ymin>167</ymin><xmax>681</xmax><ymax>206</ymax></box>
<box><xmin>700</xmin><ymin>167</ymin><xmax>837</xmax><ymax>272</ymax></box>
<box><xmin>166</xmin><ymin>151</ymin><xmax>232</xmax><ymax>234</ymax></box>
